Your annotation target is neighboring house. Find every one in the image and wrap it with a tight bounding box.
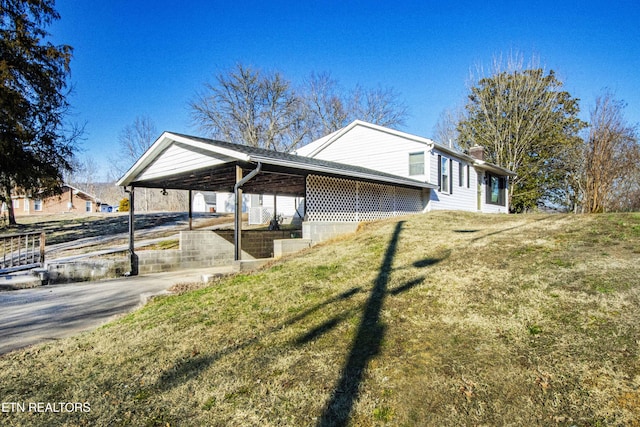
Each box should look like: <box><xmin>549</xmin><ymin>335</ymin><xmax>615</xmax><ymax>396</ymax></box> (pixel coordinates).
<box><xmin>7</xmin><ymin>184</ymin><xmax>106</xmax><ymax>216</ymax></box>
<box><xmin>214</xmin><ymin>192</ymin><xmax>303</xmax><ymax>225</ymax></box>
<box><xmin>246</xmin><ymin>194</ymin><xmax>304</xmax><ymax>225</ymax></box>
<box><xmin>295</xmin><ymin>120</ymin><xmax>515</xmax><ymax>213</ymax></box>
<box><xmin>192</xmin><ymin>191</ymin><xmax>217</xmax><ymax>213</ymax></box>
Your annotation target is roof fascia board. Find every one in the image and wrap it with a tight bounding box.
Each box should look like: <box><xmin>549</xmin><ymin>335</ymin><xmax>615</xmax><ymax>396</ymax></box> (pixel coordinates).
<box><xmin>309</xmin><ymin>120</ymin><xmax>436</xmax><ymax>157</ymax></box>
<box><xmin>116</xmin><ymin>132</ymin><xmax>251</xmax><ymax>187</ymax></box>
<box><xmin>117</xmin><ymin>132</ymin><xmax>174</xmax><ymax>187</ymax></box>
<box><xmin>167</xmin><ymin>133</ymin><xmax>251</xmax><ymax>162</ymax></box>
<box><xmin>431</xmin><ymin>143</ymin><xmax>516</xmax><ymax>176</ymax></box>
<box><xmin>305</xmin><ymin>121</ymin><xmax>359</xmax><ymax>157</ymax></box>
<box><xmin>432</xmin><ymin>143</ymin><xmax>475</xmax><ymax>162</ymax></box>
<box><xmin>472</xmin><ymin>160</ymin><xmax>517</xmax><ymax>176</ymax></box>
<box><xmin>64</xmin><ymin>183</ymin><xmax>97</xmax><ymax>200</ymax></box>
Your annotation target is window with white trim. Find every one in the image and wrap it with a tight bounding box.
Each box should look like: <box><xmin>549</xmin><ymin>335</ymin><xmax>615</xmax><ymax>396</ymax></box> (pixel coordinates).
<box><xmin>409</xmin><ymin>152</ymin><xmax>425</xmax><ymax>176</ymax></box>
<box><xmin>486</xmin><ymin>173</ymin><xmax>506</xmax><ymax>206</ymax></box>
<box><xmin>34</xmin><ymin>199</ymin><xmax>43</xmax><ymax>211</ymax></box>
<box><xmin>438</xmin><ymin>155</ymin><xmax>452</xmax><ymax>193</ymax></box>
<box><xmin>85</xmin><ymin>201</ymin><xmax>92</xmax><ymax>212</ymax></box>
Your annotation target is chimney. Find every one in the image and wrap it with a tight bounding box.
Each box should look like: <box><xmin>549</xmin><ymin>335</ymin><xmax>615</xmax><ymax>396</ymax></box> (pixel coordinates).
<box><xmin>469</xmin><ymin>144</ymin><xmax>484</xmax><ymax>161</ymax></box>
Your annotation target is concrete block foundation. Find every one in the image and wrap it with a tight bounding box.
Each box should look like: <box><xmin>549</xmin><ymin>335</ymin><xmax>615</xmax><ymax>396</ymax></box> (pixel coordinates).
<box><xmin>302</xmin><ymin>221</ymin><xmax>360</xmax><ymax>244</ymax></box>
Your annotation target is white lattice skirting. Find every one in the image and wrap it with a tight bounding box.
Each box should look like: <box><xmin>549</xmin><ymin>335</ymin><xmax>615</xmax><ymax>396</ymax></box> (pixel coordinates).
<box><xmin>306</xmin><ymin>175</ymin><xmax>426</xmax><ymax>222</ymax></box>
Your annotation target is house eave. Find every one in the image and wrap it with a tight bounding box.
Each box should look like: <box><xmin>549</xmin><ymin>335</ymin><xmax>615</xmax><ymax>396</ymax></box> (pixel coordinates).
<box><xmin>472</xmin><ymin>160</ymin><xmax>517</xmax><ymax>177</ymax></box>
<box><xmin>298</xmin><ymin>120</ymin><xmax>436</xmax><ymax>158</ymax></box>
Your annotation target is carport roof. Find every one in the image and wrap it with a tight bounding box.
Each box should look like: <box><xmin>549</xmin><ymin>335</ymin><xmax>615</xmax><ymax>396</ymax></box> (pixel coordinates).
<box><xmin>117</xmin><ymin>132</ymin><xmax>437</xmax><ymax>196</ymax></box>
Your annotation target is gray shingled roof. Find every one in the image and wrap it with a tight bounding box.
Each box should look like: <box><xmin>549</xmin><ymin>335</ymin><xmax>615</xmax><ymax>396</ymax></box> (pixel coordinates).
<box><xmin>118</xmin><ymin>132</ymin><xmax>436</xmax><ymax>195</ymax></box>
<box><xmin>174</xmin><ymin>133</ymin><xmax>437</xmax><ymax>188</ymax></box>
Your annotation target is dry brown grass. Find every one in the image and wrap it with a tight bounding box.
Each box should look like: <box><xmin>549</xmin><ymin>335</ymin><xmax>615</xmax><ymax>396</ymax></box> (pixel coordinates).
<box><xmin>0</xmin><ymin>211</ymin><xmax>639</xmax><ymax>426</ymax></box>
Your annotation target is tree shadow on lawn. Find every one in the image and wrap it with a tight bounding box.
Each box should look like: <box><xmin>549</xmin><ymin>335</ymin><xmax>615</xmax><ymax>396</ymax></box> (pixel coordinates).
<box><xmin>317</xmin><ymin>221</ymin><xmax>448</xmax><ymax>427</ymax></box>
<box><xmin>469</xmin><ymin>214</ymin><xmax>555</xmax><ymax>244</ymax></box>
<box><xmin>154</xmin><ymin>285</ymin><xmax>365</xmax><ymax>392</ymax></box>
<box><xmin>152</xmin><ymin>219</ymin><xmax>447</xmax><ymax>425</ymax></box>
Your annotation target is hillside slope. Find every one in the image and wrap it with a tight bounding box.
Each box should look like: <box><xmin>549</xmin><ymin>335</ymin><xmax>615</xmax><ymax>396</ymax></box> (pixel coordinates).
<box><xmin>1</xmin><ymin>212</ymin><xmax>639</xmax><ymax>426</ymax></box>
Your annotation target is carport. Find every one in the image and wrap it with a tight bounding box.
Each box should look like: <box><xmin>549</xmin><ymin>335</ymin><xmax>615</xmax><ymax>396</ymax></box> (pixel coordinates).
<box><xmin>117</xmin><ymin>132</ymin><xmax>436</xmax><ymax>275</ymax></box>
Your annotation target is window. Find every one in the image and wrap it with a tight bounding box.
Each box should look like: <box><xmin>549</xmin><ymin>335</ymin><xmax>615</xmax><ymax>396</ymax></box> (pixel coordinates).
<box><xmin>409</xmin><ymin>152</ymin><xmax>425</xmax><ymax>176</ymax></box>
<box><xmin>486</xmin><ymin>173</ymin><xmax>506</xmax><ymax>206</ymax></box>
<box><xmin>12</xmin><ymin>199</ymin><xmax>19</xmax><ymax>209</ymax></box>
<box><xmin>466</xmin><ymin>165</ymin><xmax>470</xmax><ymax>188</ymax></box>
<box><xmin>458</xmin><ymin>162</ymin><xmax>464</xmax><ymax>187</ymax></box>
<box><xmin>34</xmin><ymin>199</ymin><xmax>42</xmax><ymax>211</ymax></box>
<box><xmin>438</xmin><ymin>155</ymin><xmax>451</xmax><ymax>193</ymax></box>
<box><xmin>85</xmin><ymin>201</ymin><xmax>92</xmax><ymax>212</ymax></box>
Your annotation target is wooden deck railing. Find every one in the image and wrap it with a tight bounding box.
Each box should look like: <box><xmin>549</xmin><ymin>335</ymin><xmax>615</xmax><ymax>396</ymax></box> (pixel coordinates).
<box><xmin>0</xmin><ymin>231</ymin><xmax>46</xmax><ymax>274</ymax></box>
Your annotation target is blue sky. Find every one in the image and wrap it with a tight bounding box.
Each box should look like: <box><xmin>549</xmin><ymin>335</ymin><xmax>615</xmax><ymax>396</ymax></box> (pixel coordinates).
<box><xmin>50</xmin><ymin>0</ymin><xmax>640</xmax><ymax>180</ymax></box>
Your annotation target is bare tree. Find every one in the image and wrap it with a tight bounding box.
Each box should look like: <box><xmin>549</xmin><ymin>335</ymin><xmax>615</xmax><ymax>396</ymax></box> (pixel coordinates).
<box><xmin>583</xmin><ymin>91</ymin><xmax>639</xmax><ymax>213</ymax></box>
<box><xmin>190</xmin><ymin>65</ymin><xmax>411</xmax><ymax>151</ymax></box>
<box><xmin>116</xmin><ymin>116</ymin><xmax>158</xmax><ymax>172</ymax></box>
<box><xmin>190</xmin><ymin>64</ymin><xmax>307</xmax><ymax>152</ymax></box>
<box><xmin>303</xmin><ymin>72</ymin><xmax>349</xmax><ymax>140</ymax></box>
<box><xmin>111</xmin><ymin>116</ymin><xmax>158</xmax><ymax>212</ymax></box>
<box><xmin>349</xmin><ymin>84</ymin><xmax>409</xmax><ymax>129</ymax></box>
<box><xmin>433</xmin><ymin>107</ymin><xmax>464</xmax><ymax>148</ymax></box>
<box><xmin>66</xmin><ymin>155</ymin><xmax>98</xmax><ymax>194</ymax></box>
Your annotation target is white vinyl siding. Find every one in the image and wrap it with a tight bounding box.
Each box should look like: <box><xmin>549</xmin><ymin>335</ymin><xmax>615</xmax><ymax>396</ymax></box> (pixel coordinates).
<box><xmin>304</xmin><ymin>125</ymin><xmax>432</xmax><ymax>179</ymax></box>
<box><xmin>139</xmin><ymin>143</ymin><xmax>227</xmax><ymax>181</ymax></box>
<box><xmin>429</xmin><ymin>149</ymin><xmax>478</xmax><ymax>212</ymax></box>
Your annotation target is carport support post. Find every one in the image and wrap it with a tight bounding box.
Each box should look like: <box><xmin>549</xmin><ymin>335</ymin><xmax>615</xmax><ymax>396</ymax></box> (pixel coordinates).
<box><xmin>233</xmin><ymin>162</ymin><xmax>262</xmax><ymax>261</ymax></box>
<box><xmin>127</xmin><ymin>186</ymin><xmax>138</xmax><ymax>276</ymax></box>
<box><xmin>234</xmin><ymin>166</ymin><xmax>243</xmax><ymax>261</ymax></box>
<box><xmin>188</xmin><ymin>189</ymin><xmax>193</xmax><ymax>230</ymax></box>
<box><xmin>273</xmin><ymin>194</ymin><xmax>277</xmax><ymax>221</ymax></box>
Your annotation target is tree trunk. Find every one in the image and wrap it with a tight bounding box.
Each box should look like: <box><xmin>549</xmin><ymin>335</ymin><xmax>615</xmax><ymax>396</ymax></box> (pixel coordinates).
<box><xmin>2</xmin><ymin>185</ymin><xmax>17</xmax><ymax>226</ymax></box>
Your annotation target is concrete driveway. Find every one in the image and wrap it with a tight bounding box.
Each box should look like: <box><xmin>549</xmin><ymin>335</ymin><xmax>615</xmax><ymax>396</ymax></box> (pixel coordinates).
<box><xmin>0</xmin><ymin>267</ymin><xmax>232</xmax><ymax>355</ymax></box>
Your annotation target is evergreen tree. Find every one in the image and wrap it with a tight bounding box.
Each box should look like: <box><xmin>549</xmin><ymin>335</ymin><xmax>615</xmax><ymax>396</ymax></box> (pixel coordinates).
<box><xmin>0</xmin><ymin>0</ymin><xmax>78</xmax><ymax>225</ymax></box>
<box><xmin>458</xmin><ymin>59</ymin><xmax>586</xmax><ymax>212</ymax></box>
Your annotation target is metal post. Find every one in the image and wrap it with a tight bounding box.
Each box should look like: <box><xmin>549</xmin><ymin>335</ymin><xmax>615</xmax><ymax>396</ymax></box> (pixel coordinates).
<box><xmin>233</xmin><ymin>163</ymin><xmax>262</xmax><ymax>261</ymax></box>
<box><xmin>127</xmin><ymin>186</ymin><xmax>138</xmax><ymax>276</ymax></box>
<box><xmin>188</xmin><ymin>189</ymin><xmax>193</xmax><ymax>230</ymax></box>
<box><xmin>234</xmin><ymin>166</ymin><xmax>243</xmax><ymax>261</ymax></box>
<box><xmin>273</xmin><ymin>194</ymin><xmax>277</xmax><ymax>221</ymax></box>
<box><xmin>39</xmin><ymin>232</ymin><xmax>45</xmax><ymax>265</ymax></box>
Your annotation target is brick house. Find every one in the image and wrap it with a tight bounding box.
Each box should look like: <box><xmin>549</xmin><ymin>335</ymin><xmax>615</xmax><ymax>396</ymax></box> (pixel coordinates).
<box><xmin>3</xmin><ymin>184</ymin><xmax>104</xmax><ymax>216</ymax></box>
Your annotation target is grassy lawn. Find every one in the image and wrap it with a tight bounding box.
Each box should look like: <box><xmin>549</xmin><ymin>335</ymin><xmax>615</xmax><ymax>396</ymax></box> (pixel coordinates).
<box><xmin>0</xmin><ymin>211</ymin><xmax>639</xmax><ymax>426</ymax></box>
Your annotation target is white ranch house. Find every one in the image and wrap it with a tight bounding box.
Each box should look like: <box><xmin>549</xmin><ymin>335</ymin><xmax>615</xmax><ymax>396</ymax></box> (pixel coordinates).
<box><xmin>295</xmin><ymin>120</ymin><xmax>514</xmax><ymax>214</ymax></box>
<box><xmin>117</xmin><ymin>121</ymin><xmax>514</xmax><ymax>274</ymax></box>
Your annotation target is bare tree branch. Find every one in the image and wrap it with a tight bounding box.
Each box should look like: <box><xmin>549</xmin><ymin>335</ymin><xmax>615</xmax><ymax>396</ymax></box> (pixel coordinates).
<box><xmin>583</xmin><ymin>91</ymin><xmax>639</xmax><ymax>212</ymax></box>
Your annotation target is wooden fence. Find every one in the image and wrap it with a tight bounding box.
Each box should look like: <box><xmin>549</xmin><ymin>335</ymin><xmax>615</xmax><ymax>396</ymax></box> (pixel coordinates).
<box><xmin>0</xmin><ymin>232</ymin><xmax>46</xmax><ymax>274</ymax></box>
